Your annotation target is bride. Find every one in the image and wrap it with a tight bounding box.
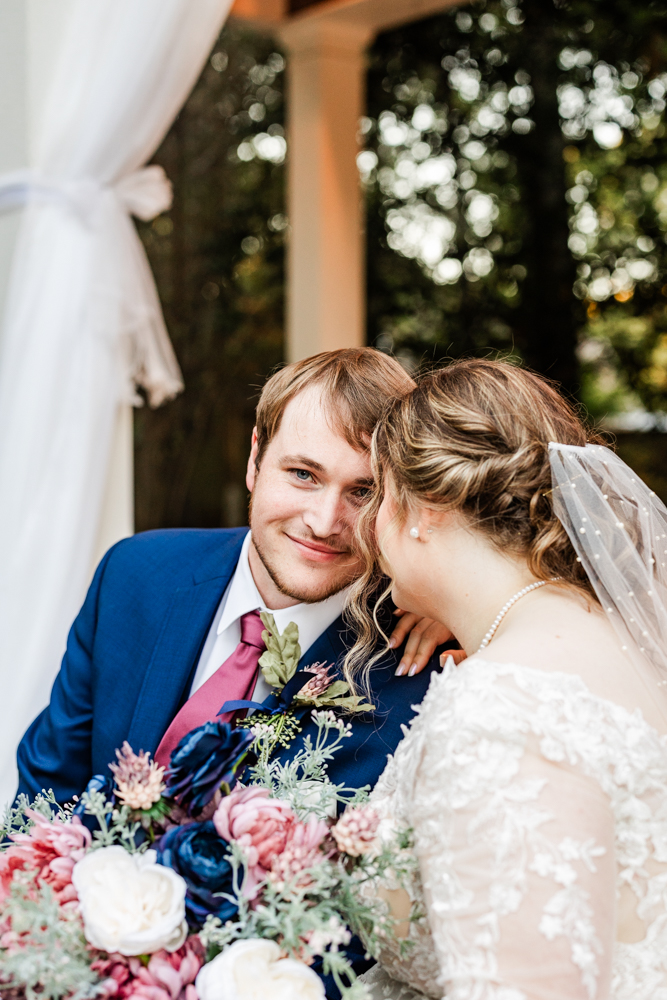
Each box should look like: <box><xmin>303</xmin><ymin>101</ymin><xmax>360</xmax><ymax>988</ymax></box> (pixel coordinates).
<box><xmin>346</xmin><ymin>359</ymin><xmax>667</xmax><ymax>1000</ymax></box>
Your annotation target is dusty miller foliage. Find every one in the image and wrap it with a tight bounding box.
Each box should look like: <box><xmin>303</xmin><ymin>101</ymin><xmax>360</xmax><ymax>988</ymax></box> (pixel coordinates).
<box><xmin>201</xmin><ymin>837</ymin><xmax>420</xmax><ymax>1000</ymax></box>
<box><xmin>1</xmin><ymin>716</ymin><xmax>418</xmax><ymax>999</ymax></box>
<box><xmin>0</xmin><ymin>790</ymin><xmax>70</xmax><ymax>840</ymax></box>
<box><xmin>201</xmin><ymin>712</ymin><xmax>422</xmax><ymax>999</ymax></box>
<box><xmin>249</xmin><ymin>710</ymin><xmax>371</xmax><ymax>819</ymax></box>
<box><xmin>0</xmin><ymin>876</ymin><xmax>101</xmax><ymax>1000</ymax></box>
<box><xmin>0</xmin><ymin>791</ymin><xmax>144</xmax><ymax>997</ymax></box>
<box><xmin>76</xmin><ymin>790</ymin><xmax>145</xmax><ymax>853</ymax></box>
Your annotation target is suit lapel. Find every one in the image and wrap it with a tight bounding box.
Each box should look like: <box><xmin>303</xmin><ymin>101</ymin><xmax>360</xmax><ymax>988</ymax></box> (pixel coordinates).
<box><xmin>126</xmin><ymin>530</ymin><xmax>247</xmax><ymax>753</ymax></box>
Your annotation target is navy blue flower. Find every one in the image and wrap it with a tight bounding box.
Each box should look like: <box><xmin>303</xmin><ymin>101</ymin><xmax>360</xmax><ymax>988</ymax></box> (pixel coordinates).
<box><xmin>164</xmin><ymin>721</ymin><xmax>254</xmax><ymax>816</ymax></box>
<box><xmin>73</xmin><ymin>774</ymin><xmax>115</xmax><ymax>833</ymax></box>
<box><xmin>156</xmin><ymin>820</ymin><xmax>239</xmax><ymax>928</ymax></box>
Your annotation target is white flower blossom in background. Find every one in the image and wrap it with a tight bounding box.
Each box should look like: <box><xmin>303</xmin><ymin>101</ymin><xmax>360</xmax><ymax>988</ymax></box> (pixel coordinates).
<box><xmin>356</xmin><ymin>15</ymin><xmax>667</xmax><ymax>335</ymax></box>
<box><xmin>448</xmin><ymin>64</ymin><xmax>481</xmax><ymax>103</ymax></box>
<box><xmin>386</xmin><ymin>203</ymin><xmax>456</xmax><ymax>267</ymax></box>
<box><xmin>195</xmin><ymin>939</ymin><xmax>325</xmax><ymax>1000</ymax></box>
<box><xmin>72</xmin><ymin>846</ymin><xmax>188</xmax><ymax>956</ymax></box>
<box><xmin>465</xmin><ymin>191</ymin><xmax>498</xmax><ymax>237</ymax></box>
<box><xmin>559</xmin><ymin>60</ymin><xmax>667</xmax><ymax>306</ymax></box>
<box><xmin>237</xmin><ymin>129</ymin><xmax>286</xmax><ymax>164</ymax></box>
<box><xmin>557</xmin><ymin>54</ymin><xmax>667</xmax><ymax>153</ymax></box>
<box><xmin>433</xmin><ymin>257</ymin><xmax>463</xmax><ymax>285</ymax></box>
<box><xmin>464</xmin><ymin>247</ymin><xmax>495</xmax><ymax>280</ymax></box>
<box><xmin>357</xmin><ymin>43</ymin><xmax>538</xmax><ymax>291</ymax></box>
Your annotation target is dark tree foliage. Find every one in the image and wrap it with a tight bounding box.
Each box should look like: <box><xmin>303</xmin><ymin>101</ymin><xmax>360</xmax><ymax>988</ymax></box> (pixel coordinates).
<box><xmin>135</xmin><ymin>24</ymin><xmax>286</xmax><ymax>530</ymax></box>
<box><xmin>364</xmin><ymin>0</ymin><xmax>667</xmax><ymax>407</ymax></box>
<box><xmin>136</xmin><ymin>2</ymin><xmax>667</xmax><ymax>532</ymax></box>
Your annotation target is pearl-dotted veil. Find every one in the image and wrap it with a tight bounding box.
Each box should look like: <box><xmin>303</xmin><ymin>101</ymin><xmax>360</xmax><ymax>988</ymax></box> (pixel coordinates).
<box><xmin>549</xmin><ymin>442</ymin><xmax>667</xmax><ymax>684</ymax></box>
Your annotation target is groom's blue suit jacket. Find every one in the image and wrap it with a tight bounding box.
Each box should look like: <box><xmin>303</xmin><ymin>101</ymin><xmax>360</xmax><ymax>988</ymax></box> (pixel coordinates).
<box><xmin>17</xmin><ymin>527</ymin><xmax>442</xmax><ymax>807</ymax></box>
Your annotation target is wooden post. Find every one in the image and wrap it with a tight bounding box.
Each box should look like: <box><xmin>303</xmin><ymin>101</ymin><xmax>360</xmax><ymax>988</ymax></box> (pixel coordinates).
<box><xmin>280</xmin><ymin>18</ymin><xmax>372</xmax><ymax>361</ymax></box>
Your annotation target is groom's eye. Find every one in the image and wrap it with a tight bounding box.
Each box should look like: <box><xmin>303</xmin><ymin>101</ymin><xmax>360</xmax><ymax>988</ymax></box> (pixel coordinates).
<box><xmin>350</xmin><ymin>486</ymin><xmax>373</xmax><ymax>505</ymax></box>
<box><xmin>292</xmin><ymin>468</ymin><xmax>314</xmax><ymax>483</ymax></box>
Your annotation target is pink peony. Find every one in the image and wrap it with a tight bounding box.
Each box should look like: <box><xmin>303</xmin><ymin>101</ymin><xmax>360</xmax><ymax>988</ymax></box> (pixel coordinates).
<box><xmin>0</xmin><ymin>810</ymin><xmax>91</xmax><ymax>904</ymax></box>
<box><xmin>269</xmin><ymin>815</ymin><xmax>329</xmax><ymax>891</ymax></box>
<box><xmin>93</xmin><ymin>935</ymin><xmax>204</xmax><ymax>1000</ymax></box>
<box><xmin>213</xmin><ymin>787</ymin><xmax>295</xmax><ymax>898</ymax></box>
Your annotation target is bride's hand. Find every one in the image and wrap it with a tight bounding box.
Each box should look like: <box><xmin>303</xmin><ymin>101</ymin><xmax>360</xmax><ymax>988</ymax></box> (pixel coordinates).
<box><xmin>389</xmin><ymin>609</ymin><xmax>467</xmax><ymax>676</ymax></box>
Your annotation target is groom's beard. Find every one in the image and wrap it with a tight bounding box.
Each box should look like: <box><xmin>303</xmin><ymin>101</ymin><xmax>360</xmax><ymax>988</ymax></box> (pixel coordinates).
<box><xmin>248</xmin><ymin>492</ymin><xmax>360</xmax><ymax>604</ymax></box>
<box><xmin>251</xmin><ymin>528</ymin><xmax>358</xmax><ymax>604</ymax></box>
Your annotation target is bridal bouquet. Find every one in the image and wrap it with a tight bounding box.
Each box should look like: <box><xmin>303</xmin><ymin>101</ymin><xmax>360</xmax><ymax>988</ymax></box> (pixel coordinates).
<box><xmin>0</xmin><ymin>710</ymin><xmax>415</xmax><ymax>1000</ymax></box>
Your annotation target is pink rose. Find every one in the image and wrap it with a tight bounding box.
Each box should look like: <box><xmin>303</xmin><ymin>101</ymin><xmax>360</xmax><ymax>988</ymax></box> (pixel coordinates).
<box><xmin>213</xmin><ymin>788</ymin><xmax>295</xmax><ymax>898</ymax></box>
<box><xmin>0</xmin><ymin>809</ymin><xmax>91</xmax><ymax>904</ymax></box>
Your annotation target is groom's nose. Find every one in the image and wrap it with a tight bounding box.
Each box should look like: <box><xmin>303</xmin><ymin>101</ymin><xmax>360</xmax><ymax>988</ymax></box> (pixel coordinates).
<box><xmin>301</xmin><ymin>487</ymin><xmax>348</xmax><ymax>538</ymax></box>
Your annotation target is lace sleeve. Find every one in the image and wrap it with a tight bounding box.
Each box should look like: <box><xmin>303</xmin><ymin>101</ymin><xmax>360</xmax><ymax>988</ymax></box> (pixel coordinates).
<box><xmin>412</xmin><ymin>665</ymin><xmax>617</xmax><ymax>1000</ymax></box>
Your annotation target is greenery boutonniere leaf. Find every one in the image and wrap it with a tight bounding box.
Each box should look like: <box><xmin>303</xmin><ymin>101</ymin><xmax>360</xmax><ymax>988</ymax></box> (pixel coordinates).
<box><xmin>259</xmin><ymin>615</ymin><xmax>376</xmax><ymax>714</ymax></box>
<box><xmin>293</xmin><ymin>668</ymin><xmax>375</xmax><ymax>713</ymax></box>
<box><xmin>258</xmin><ymin>611</ymin><xmax>301</xmax><ymax>688</ymax></box>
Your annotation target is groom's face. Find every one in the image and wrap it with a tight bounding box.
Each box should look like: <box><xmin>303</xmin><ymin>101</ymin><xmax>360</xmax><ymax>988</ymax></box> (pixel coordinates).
<box><xmin>246</xmin><ymin>386</ymin><xmax>373</xmax><ymax>605</ymax></box>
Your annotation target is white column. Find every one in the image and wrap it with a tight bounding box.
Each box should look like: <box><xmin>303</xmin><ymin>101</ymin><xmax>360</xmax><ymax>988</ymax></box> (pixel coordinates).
<box><xmin>280</xmin><ymin>19</ymin><xmax>372</xmax><ymax>362</ymax></box>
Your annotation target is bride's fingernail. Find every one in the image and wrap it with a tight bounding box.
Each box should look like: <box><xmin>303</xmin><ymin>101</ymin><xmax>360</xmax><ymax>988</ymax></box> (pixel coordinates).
<box><xmin>395</xmin><ymin>663</ymin><xmax>406</xmax><ymax>676</ymax></box>
<box><xmin>388</xmin><ymin>637</ymin><xmax>397</xmax><ymax>648</ymax></box>
<box><xmin>408</xmin><ymin>663</ymin><xmax>418</xmax><ymax>677</ymax></box>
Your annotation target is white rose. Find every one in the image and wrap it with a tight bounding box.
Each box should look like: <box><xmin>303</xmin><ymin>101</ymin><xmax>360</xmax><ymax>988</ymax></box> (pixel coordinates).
<box><xmin>195</xmin><ymin>939</ymin><xmax>325</xmax><ymax>1000</ymax></box>
<box><xmin>72</xmin><ymin>846</ymin><xmax>188</xmax><ymax>955</ymax></box>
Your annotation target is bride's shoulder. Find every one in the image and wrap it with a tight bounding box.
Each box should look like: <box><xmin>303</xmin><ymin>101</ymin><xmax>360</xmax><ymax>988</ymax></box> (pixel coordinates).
<box><xmin>474</xmin><ymin>589</ymin><xmax>659</xmax><ymax>713</ymax></box>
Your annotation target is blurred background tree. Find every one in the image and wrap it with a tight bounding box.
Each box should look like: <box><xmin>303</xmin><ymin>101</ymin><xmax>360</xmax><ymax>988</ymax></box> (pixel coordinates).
<box><xmin>135</xmin><ymin>25</ymin><xmax>287</xmax><ymax>531</ymax></box>
<box><xmin>137</xmin><ymin>0</ymin><xmax>667</xmax><ymax>531</ymax></box>
<box><xmin>363</xmin><ymin>0</ymin><xmax>667</xmax><ymax>408</ymax></box>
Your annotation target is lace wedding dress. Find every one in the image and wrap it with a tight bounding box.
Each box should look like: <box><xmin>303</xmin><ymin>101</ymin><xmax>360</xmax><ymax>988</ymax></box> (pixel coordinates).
<box><xmin>360</xmin><ymin>656</ymin><xmax>667</xmax><ymax>1000</ymax></box>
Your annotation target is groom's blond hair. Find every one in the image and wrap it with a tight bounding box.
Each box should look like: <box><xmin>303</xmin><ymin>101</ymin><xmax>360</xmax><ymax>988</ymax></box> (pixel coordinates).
<box><xmin>254</xmin><ymin>348</ymin><xmax>415</xmax><ymax>468</ymax></box>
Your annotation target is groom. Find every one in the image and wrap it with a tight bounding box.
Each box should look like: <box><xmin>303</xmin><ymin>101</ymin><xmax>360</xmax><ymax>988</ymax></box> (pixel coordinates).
<box><xmin>17</xmin><ymin>348</ymin><xmax>452</xmax><ymax>807</ymax></box>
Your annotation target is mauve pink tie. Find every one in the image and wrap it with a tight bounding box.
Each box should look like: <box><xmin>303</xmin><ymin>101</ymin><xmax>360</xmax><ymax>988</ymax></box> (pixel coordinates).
<box><xmin>155</xmin><ymin>609</ymin><xmax>266</xmax><ymax>769</ymax></box>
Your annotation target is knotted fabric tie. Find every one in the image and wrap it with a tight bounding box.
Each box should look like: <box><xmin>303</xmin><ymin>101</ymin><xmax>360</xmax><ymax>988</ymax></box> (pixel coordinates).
<box><xmin>0</xmin><ymin>165</ymin><xmax>173</xmax><ymax>224</ymax></box>
<box><xmin>155</xmin><ymin>609</ymin><xmax>266</xmax><ymax>769</ymax></box>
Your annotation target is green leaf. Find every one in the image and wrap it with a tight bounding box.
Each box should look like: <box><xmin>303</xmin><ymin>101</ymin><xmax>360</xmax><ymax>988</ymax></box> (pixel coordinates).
<box><xmin>294</xmin><ymin>678</ymin><xmax>376</xmax><ymax>713</ymax></box>
<box><xmin>327</xmin><ymin>695</ymin><xmax>376</xmax><ymax>713</ymax></box>
<box><xmin>258</xmin><ymin>612</ymin><xmax>301</xmax><ymax>688</ymax></box>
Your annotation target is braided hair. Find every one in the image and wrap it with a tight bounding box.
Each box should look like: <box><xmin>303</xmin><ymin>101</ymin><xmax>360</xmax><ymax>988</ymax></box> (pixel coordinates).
<box><xmin>344</xmin><ymin>358</ymin><xmax>604</xmax><ymax>695</ymax></box>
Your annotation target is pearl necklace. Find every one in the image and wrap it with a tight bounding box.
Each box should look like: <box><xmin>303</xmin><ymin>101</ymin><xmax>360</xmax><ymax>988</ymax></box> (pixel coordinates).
<box><xmin>477</xmin><ymin>578</ymin><xmax>563</xmax><ymax>652</ymax></box>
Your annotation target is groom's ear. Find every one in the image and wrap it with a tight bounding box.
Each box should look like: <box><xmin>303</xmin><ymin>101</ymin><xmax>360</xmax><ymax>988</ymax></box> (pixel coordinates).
<box><xmin>246</xmin><ymin>427</ymin><xmax>259</xmax><ymax>492</ymax></box>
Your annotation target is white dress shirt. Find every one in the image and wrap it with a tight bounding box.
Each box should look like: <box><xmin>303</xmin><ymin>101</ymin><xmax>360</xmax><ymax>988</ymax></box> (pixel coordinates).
<box><xmin>190</xmin><ymin>532</ymin><xmax>350</xmax><ymax>702</ymax></box>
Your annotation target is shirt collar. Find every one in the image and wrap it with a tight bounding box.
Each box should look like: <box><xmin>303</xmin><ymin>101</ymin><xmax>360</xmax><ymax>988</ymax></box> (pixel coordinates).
<box><xmin>218</xmin><ymin>532</ymin><xmax>350</xmax><ymax>655</ymax></box>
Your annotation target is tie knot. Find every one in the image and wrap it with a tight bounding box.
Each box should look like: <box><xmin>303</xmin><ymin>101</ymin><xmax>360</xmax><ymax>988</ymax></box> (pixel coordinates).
<box><xmin>240</xmin><ymin>609</ymin><xmax>266</xmax><ymax>650</ymax></box>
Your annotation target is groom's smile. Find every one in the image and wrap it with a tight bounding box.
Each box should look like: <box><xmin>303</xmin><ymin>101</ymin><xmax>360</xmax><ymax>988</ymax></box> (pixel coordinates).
<box><xmin>285</xmin><ymin>533</ymin><xmax>349</xmax><ymax>563</ymax></box>
<box><xmin>245</xmin><ymin>385</ymin><xmax>372</xmax><ymax>608</ymax></box>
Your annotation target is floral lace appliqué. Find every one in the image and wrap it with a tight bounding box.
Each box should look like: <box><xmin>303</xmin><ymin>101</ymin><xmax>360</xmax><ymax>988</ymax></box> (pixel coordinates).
<box><xmin>365</xmin><ymin>658</ymin><xmax>667</xmax><ymax>1000</ymax></box>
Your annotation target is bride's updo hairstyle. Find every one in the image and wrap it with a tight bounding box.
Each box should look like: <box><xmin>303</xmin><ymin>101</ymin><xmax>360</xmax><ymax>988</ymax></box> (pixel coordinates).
<box><xmin>344</xmin><ymin>358</ymin><xmax>603</xmax><ymax>692</ymax></box>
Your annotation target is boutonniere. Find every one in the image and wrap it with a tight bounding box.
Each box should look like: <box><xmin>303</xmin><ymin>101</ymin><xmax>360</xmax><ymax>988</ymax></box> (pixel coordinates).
<box><xmin>220</xmin><ymin>613</ymin><xmax>374</xmax><ymax>753</ymax></box>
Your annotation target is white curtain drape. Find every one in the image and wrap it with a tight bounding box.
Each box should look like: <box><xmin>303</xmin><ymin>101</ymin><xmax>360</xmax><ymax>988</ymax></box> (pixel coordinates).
<box><xmin>0</xmin><ymin>0</ymin><xmax>234</xmax><ymax>805</ymax></box>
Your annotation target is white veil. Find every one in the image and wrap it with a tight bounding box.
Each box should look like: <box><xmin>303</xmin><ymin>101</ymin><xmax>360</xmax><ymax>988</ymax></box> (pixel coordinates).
<box><xmin>549</xmin><ymin>442</ymin><xmax>667</xmax><ymax>683</ymax></box>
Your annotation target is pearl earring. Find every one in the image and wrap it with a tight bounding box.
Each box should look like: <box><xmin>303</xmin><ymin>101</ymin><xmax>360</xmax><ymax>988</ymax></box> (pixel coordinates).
<box><xmin>409</xmin><ymin>527</ymin><xmax>420</xmax><ymax>539</ymax></box>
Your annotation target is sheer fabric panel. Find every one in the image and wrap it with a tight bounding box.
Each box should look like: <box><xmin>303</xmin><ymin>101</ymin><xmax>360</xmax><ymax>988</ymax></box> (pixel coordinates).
<box><xmin>0</xmin><ymin>0</ymin><xmax>233</xmax><ymax>805</ymax></box>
